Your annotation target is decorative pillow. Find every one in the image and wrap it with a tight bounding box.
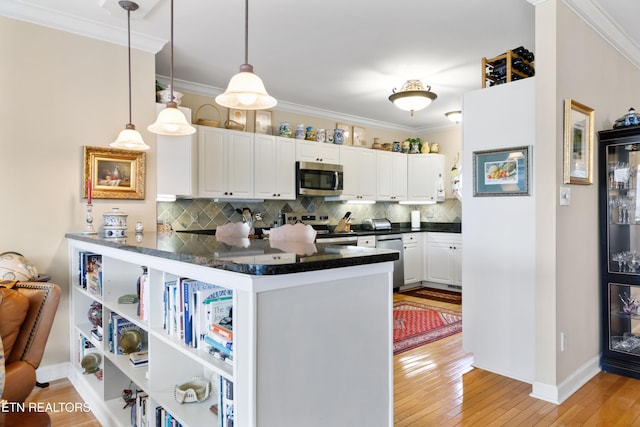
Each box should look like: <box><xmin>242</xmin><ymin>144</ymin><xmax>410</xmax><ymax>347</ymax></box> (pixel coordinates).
<box><xmin>0</xmin><ymin>286</ymin><xmax>29</xmax><ymax>360</ymax></box>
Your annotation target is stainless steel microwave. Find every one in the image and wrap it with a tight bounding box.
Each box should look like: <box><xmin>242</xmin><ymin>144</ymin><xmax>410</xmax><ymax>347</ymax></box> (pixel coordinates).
<box><xmin>296</xmin><ymin>161</ymin><xmax>343</xmax><ymax>196</ymax></box>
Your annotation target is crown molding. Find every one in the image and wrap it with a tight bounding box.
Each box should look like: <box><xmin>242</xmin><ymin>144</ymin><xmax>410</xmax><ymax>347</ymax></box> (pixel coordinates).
<box><xmin>157</xmin><ymin>75</ymin><xmax>421</xmax><ymax>134</ymax></box>
<box><xmin>562</xmin><ymin>0</ymin><xmax>640</xmax><ymax>69</ymax></box>
<box><xmin>0</xmin><ymin>1</ymin><xmax>166</xmax><ymax>53</ymax></box>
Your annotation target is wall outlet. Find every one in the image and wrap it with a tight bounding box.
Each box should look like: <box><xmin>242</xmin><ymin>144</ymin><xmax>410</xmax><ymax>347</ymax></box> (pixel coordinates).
<box><xmin>560</xmin><ymin>332</ymin><xmax>568</xmax><ymax>351</ymax></box>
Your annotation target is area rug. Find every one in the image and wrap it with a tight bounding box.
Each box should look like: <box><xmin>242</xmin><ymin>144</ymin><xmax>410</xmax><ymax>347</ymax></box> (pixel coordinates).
<box><xmin>399</xmin><ymin>286</ymin><xmax>462</xmax><ymax>304</ymax></box>
<box><xmin>393</xmin><ymin>300</ymin><xmax>462</xmax><ymax>354</ymax></box>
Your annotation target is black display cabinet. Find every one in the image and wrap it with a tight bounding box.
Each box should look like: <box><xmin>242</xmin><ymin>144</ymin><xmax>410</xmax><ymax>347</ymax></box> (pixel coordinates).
<box><xmin>599</xmin><ymin>126</ymin><xmax>640</xmax><ymax>379</ymax></box>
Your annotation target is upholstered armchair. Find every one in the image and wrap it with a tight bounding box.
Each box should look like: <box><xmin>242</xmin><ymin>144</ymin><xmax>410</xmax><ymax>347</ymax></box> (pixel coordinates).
<box><xmin>0</xmin><ymin>282</ymin><xmax>61</xmax><ymax>402</ymax></box>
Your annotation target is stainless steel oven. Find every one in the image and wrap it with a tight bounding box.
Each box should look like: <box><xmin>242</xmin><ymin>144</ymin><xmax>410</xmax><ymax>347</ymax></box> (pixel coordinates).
<box><xmin>296</xmin><ymin>161</ymin><xmax>343</xmax><ymax>196</ymax></box>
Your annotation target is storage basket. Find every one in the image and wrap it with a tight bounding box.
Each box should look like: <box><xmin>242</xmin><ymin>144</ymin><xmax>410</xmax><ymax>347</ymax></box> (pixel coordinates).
<box><xmin>195</xmin><ymin>103</ymin><xmax>221</xmax><ymax>127</ymax></box>
<box><xmin>224</xmin><ymin>119</ymin><xmax>245</xmax><ymax>131</ymax></box>
<box><xmin>174</xmin><ymin>377</ymin><xmax>211</xmax><ymax>403</ymax></box>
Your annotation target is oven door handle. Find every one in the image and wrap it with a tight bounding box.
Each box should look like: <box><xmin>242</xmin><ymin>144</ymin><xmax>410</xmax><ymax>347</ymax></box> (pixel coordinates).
<box><xmin>332</xmin><ymin>171</ymin><xmax>340</xmax><ymax>190</ymax></box>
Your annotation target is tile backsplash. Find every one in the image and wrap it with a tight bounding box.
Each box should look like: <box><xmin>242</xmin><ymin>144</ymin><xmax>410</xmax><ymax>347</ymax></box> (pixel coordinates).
<box><xmin>158</xmin><ymin>197</ymin><xmax>461</xmax><ymax>231</ymax></box>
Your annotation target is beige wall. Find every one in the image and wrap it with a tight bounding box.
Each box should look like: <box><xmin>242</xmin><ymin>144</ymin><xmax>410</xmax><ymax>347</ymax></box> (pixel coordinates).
<box><xmin>1</xmin><ymin>17</ymin><xmax>158</xmax><ymax>370</ymax></box>
<box><xmin>534</xmin><ymin>0</ymin><xmax>640</xmax><ymax>393</ymax></box>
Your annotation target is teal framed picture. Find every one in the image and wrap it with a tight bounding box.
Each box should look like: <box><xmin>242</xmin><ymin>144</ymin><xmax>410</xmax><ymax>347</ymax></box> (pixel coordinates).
<box><xmin>473</xmin><ymin>145</ymin><xmax>531</xmax><ymax>196</ymax></box>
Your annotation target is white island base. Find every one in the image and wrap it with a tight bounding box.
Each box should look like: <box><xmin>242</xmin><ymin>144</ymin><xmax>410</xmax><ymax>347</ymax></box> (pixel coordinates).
<box><xmin>67</xmin><ymin>236</ymin><xmax>394</xmax><ymax>427</ymax></box>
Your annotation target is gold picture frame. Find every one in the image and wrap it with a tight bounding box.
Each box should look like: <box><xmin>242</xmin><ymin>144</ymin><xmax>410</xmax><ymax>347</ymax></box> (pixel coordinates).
<box><xmin>255</xmin><ymin>110</ymin><xmax>272</xmax><ymax>134</ymax></box>
<box><xmin>83</xmin><ymin>146</ymin><xmax>146</xmax><ymax>200</ymax></box>
<box><xmin>336</xmin><ymin>123</ymin><xmax>351</xmax><ymax>145</ymax></box>
<box><xmin>563</xmin><ymin>99</ymin><xmax>594</xmax><ymax>184</ymax></box>
<box><xmin>228</xmin><ymin>109</ymin><xmax>247</xmax><ymax>130</ymax></box>
<box><xmin>352</xmin><ymin>126</ymin><xmax>366</xmax><ymax>146</ymax></box>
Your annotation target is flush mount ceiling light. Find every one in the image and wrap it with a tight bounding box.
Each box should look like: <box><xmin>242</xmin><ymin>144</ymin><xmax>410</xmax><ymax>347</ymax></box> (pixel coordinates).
<box><xmin>111</xmin><ymin>1</ymin><xmax>150</xmax><ymax>151</ymax></box>
<box><xmin>388</xmin><ymin>80</ymin><xmax>437</xmax><ymax>116</ymax></box>
<box><xmin>445</xmin><ymin>110</ymin><xmax>462</xmax><ymax>123</ymax></box>
<box><xmin>148</xmin><ymin>0</ymin><xmax>195</xmax><ymax>136</ymax></box>
<box><xmin>215</xmin><ymin>0</ymin><xmax>276</xmax><ymax>110</ymax></box>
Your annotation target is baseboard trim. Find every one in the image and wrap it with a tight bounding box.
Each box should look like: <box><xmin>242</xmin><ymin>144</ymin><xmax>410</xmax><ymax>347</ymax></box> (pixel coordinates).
<box><xmin>530</xmin><ymin>356</ymin><xmax>600</xmax><ymax>404</ymax></box>
<box><xmin>36</xmin><ymin>362</ymin><xmax>71</xmax><ymax>383</ymax></box>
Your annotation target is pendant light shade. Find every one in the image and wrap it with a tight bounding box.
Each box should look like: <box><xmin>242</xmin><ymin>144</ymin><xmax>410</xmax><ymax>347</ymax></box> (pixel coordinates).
<box><xmin>215</xmin><ymin>0</ymin><xmax>276</xmax><ymax>110</ymax></box>
<box><xmin>148</xmin><ymin>0</ymin><xmax>195</xmax><ymax>136</ymax></box>
<box><xmin>388</xmin><ymin>80</ymin><xmax>437</xmax><ymax>116</ymax></box>
<box><xmin>111</xmin><ymin>1</ymin><xmax>150</xmax><ymax>151</ymax></box>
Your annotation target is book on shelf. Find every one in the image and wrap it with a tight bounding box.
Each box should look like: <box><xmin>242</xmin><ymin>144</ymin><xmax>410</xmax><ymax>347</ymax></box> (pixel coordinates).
<box><xmin>85</xmin><ymin>253</ymin><xmax>102</xmax><ymax>296</ymax></box>
<box><xmin>138</xmin><ymin>266</ymin><xmax>150</xmax><ymax>321</ymax></box>
<box><xmin>135</xmin><ymin>392</ymin><xmax>149</xmax><ymax>427</ymax></box>
<box><xmin>185</xmin><ymin>279</ymin><xmax>233</xmax><ymax>349</ymax></box>
<box><xmin>129</xmin><ymin>350</ymin><xmax>149</xmax><ymax>367</ymax></box>
<box><xmin>217</xmin><ymin>376</ymin><xmax>234</xmax><ymax>427</ymax></box>
<box><xmin>78</xmin><ymin>252</ymin><xmax>102</xmax><ymax>294</ymax></box>
<box><xmin>163</xmin><ymin>280</ymin><xmax>180</xmax><ymax>336</ymax></box>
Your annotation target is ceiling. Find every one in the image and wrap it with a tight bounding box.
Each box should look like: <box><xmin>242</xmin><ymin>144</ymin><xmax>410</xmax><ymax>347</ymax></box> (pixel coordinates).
<box><xmin>2</xmin><ymin>0</ymin><xmax>640</xmax><ymax>132</ymax></box>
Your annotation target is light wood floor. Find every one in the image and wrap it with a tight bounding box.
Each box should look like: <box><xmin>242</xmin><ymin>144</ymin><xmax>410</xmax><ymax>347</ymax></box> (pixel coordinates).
<box><xmin>27</xmin><ymin>293</ymin><xmax>640</xmax><ymax>426</ymax></box>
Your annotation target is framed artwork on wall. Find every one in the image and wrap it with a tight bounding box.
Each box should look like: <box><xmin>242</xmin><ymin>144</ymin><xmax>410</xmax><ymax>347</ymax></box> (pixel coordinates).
<box><xmin>472</xmin><ymin>145</ymin><xmax>531</xmax><ymax>197</ymax></box>
<box><xmin>352</xmin><ymin>126</ymin><xmax>366</xmax><ymax>146</ymax></box>
<box><xmin>563</xmin><ymin>99</ymin><xmax>594</xmax><ymax>185</ymax></box>
<box><xmin>255</xmin><ymin>110</ymin><xmax>272</xmax><ymax>134</ymax></box>
<box><xmin>83</xmin><ymin>146</ymin><xmax>146</xmax><ymax>200</ymax></box>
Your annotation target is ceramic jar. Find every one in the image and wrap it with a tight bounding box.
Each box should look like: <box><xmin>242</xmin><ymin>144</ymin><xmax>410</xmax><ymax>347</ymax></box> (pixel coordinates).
<box><xmin>334</xmin><ymin>128</ymin><xmax>344</xmax><ymax>144</ymax></box>
<box><xmin>401</xmin><ymin>140</ymin><xmax>410</xmax><ymax>153</ymax></box>
<box><xmin>305</xmin><ymin>126</ymin><xmax>315</xmax><ymax>141</ymax></box>
<box><xmin>279</xmin><ymin>122</ymin><xmax>292</xmax><ymax>137</ymax></box>
<box><xmin>430</xmin><ymin>142</ymin><xmax>440</xmax><ymax>153</ymax></box>
<box><xmin>316</xmin><ymin>128</ymin><xmax>326</xmax><ymax>142</ymax></box>
<box><xmin>326</xmin><ymin>129</ymin><xmax>334</xmax><ymax>143</ymax></box>
<box><xmin>410</xmin><ymin>141</ymin><xmax>420</xmax><ymax>154</ymax></box>
<box><xmin>295</xmin><ymin>123</ymin><xmax>305</xmax><ymax>139</ymax></box>
<box><xmin>103</xmin><ymin>207</ymin><xmax>128</xmax><ymax>238</ymax></box>
<box><xmin>421</xmin><ymin>142</ymin><xmax>431</xmax><ymax>154</ymax></box>
<box><xmin>393</xmin><ymin>141</ymin><xmax>401</xmax><ymax>152</ymax></box>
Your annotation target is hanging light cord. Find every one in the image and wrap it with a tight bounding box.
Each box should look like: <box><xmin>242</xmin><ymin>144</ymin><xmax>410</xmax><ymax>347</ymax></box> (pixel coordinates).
<box><xmin>169</xmin><ymin>0</ymin><xmax>175</xmax><ymax>103</ymax></box>
<box><xmin>126</xmin><ymin>6</ymin><xmax>133</xmax><ymax>126</ymax></box>
<box><xmin>244</xmin><ymin>0</ymin><xmax>249</xmax><ymax>65</ymax></box>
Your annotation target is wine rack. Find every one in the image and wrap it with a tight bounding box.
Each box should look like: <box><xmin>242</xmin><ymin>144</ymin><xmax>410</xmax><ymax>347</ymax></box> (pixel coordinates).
<box><xmin>482</xmin><ymin>47</ymin><xmax>535</xmax><ymax>88</ymax></box>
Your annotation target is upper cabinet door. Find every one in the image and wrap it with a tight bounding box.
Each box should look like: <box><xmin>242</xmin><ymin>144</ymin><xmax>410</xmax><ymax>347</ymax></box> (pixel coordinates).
<box><xmin>227</xmin><ymin>130</ymin><xmax>255</xmax><ymax>198</ymax></box>
<box><xmin>198</xmin><ymin>126</ymin><xmax>228</xmax><ymax>197</ymax></box>
<box><xmin>255</xmin><ymin>135</ymin><xmax>296</xmax><ymax>200</ymax></box>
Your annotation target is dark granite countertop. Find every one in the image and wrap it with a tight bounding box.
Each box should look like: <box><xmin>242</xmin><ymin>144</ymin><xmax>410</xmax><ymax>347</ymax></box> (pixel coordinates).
<box><xmin>66</xmin><ymin>232</ymin><xmax>399</xmax><ymax>276</ymax></box>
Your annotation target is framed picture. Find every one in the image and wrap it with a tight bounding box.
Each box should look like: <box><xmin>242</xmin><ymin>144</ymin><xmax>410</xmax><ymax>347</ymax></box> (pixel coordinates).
<box><xmin>255</xmin><ymin>110</ymin><xmax>272</xmax><ymax>134</ymax></box>
<box><xmin>563</xmin><ymin>99</ymin><xmax>594</xmax><ymax>184</ymax></box>
<box><xmin>473</xmin><ymin>146</ymin><xmax>531</xmax><ymax>197</ymax></box>
<box><xmin>352</xmin><ymin>126</ymin><xmax>366</xmax><ymax>146</ymax></box>
<box><xmin>228</xmin><ymin>109</ymin><xmax>247</xmax><ymax>130</ymax></box>
<box><xmin>83</xmin><ymin>146</ymin><xmax>146</xmax><ymax>200</ymax></box>
<box><xmin>336</xmin><ymin>123</ymin><xmax>351</xmax><ymax>145</ymax></box>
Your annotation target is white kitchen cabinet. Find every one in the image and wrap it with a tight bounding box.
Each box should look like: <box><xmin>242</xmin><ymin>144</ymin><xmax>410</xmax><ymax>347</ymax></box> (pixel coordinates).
<box><xmin>156</xmin><ymin>104</ymin><xmax>197</xmax><ymax>198</ymax></box>
<box><xmin>254</xmin><ymin>135</ymin><xmax>296</xmax><ymax>200</ymax></box>
<box><xmin>376</xmin><ymin>151</ymin><xmax>408</xmax><ymax>201</ymax></box>
<box><xmin>426</xmin><ymin>232</ymin><xmax>462</xmax><ymax>287</ymax></box>
<box><xmin>334</xmin><ymin>145</ymin><xmax>376</xmax><ymax>201</ymax></box>
<box><xmin>198</xmin><ymin>126</ymin><xmax>254</xmax><ymax>199</ymax></box>
<box><xmin>295</xmin><ymin>139</ymin><xmax>340</xmax><ymax>164</ymax></box>
<box><xmin>407</xmin><ymin>154</ymin><xmax>445</xmax><ymax>202</ymax></box>
<box><xmin>403</xmin><ymin>232</ymin><xmax>423</xmax><ymax>285</ymax></box>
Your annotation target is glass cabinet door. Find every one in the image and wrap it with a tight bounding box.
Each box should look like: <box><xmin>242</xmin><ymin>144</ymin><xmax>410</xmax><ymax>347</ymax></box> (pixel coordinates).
<box><xmin>608</xmin><ymin>283</ymin><xmax>640</xmax><ymax>355</ymax></box>
<box><xmin>606</xmin><ymin>144</ymin><xmax>640</xmax><ymax>273</ymax></box>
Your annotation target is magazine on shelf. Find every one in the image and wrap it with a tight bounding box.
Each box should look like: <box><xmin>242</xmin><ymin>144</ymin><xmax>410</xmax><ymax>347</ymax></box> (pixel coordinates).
<box><xmin>79</xmin><ymin>252</ymin><xmax>102</xmax><ymax>295</ymax></box>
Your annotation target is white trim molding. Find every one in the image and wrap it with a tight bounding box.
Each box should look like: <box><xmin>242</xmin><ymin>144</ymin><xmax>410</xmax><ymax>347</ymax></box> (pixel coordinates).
<box><xmin>530</xmin><ymin>356</ymin><xmax>600</xmax><ymax>404</ymax></box>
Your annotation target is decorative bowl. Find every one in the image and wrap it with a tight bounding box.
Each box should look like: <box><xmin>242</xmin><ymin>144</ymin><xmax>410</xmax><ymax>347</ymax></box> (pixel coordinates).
<box><xmin>174</xmin><ymin>377</ymin><xmax>211</xmax><ymax>403</ymax></box>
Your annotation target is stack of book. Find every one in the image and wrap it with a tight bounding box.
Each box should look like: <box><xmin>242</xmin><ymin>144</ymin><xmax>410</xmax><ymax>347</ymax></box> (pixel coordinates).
<box><xmin>162</xmin><ymin>278</ymin><xmax>234</xmax><ymax>364</ymax></box>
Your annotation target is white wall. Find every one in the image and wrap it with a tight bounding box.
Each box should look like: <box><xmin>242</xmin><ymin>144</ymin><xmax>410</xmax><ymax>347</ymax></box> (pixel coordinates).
<box><xmin>462</xmin><ymin>78</ymin><xmax>536</xmax><ymax>383</ymax></box>
<box><xmin>0</xmin><ymin>16</ymin><xmax>158</xmax><ymax>373</ymax></box>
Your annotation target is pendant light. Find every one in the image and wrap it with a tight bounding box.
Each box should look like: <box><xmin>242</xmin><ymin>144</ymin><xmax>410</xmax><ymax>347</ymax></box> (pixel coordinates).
<box><xmin>215</xmin><ymin>0</ymin><xmax>276</xmax><ymax>110</ymax></box>
<box><xmin>148</xmin><ymin>0</ymin><xmax>196</xmax><ymax>135</ymax></box>
<box><xmin>111</xmin><ymin>1</ymin><xmax>150</xmax><ymax>151</ymax></box>
<box><xmin>388</xmin><ymin>80</ymin><xmax>437</xmax><ymax>116</ymax></box>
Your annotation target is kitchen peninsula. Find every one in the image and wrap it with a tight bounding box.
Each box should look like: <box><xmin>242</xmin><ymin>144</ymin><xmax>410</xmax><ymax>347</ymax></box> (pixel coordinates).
<box><xmin>66</xmin><ymin>232</ymin><xmax>398</xmax><ymax>427</ymax></box>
